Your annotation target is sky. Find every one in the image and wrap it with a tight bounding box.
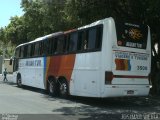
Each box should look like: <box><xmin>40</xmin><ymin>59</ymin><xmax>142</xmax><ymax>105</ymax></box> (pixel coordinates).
<box><xmin>0</xmin><ymin>0</ymin><xmax>24</xmax><ymax>28</ymax></box>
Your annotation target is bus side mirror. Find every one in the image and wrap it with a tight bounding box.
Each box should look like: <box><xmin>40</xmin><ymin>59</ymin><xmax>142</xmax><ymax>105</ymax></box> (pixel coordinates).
<box><xmin>9</xmin><ymin>59</ymin><xmax>12</xmax><ymax>65</ymax></box>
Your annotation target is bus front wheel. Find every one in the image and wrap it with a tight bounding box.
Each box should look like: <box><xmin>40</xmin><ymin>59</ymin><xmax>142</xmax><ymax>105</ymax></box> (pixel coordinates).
<box><xmin>17</xmin><ymin>76</ymin><xmax>22</xmax><ymax>87</ymax></box>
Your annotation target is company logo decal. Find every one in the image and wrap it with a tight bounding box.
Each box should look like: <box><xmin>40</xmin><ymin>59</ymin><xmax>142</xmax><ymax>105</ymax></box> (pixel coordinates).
<box><xmin>128</xmin><ymin>28</ymin><xmax>143</xmax><ymax>40</ymax></box>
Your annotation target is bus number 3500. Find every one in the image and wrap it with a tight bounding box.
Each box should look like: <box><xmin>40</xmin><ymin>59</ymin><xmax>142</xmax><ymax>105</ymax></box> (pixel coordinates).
<box><xmin>137</xmin><ymin>66</ymin><xmax>148</xmax><ymax>70</ymax></box>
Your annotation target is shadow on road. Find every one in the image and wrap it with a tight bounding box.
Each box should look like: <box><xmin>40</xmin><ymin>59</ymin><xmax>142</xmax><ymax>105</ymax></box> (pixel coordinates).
<box><xmin>3</xmin><ymin>81</ymin><xmax>160</xmax><ymax>117</ymax></box>
<box><xmin>50</xmin><ymin>96</ymin><xmax>160</xmax><ymax>120</ymax></box>
<box><xmin>50</xmin><ymin>96</ymin><xmax>160</xmax><ymax>116</ymax></box>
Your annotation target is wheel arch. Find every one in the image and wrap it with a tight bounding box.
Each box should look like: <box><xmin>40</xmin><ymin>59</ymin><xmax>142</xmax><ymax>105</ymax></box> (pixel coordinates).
<box><xmin>17</xmin><ymin>73</ymin><xmax>21</xmax><ymax>79</ymax></box>
<box><xmin>58</xmin><ymin>76</ymin><xmax>68</xmax><ymax>82</ymax></box>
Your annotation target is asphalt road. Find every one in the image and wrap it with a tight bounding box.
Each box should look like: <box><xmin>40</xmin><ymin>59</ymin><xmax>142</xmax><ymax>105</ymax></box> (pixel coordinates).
<box><xmin>0</xmin><ymin>75</ymin><xmax>160</xmax><ymax>120</ymax></box>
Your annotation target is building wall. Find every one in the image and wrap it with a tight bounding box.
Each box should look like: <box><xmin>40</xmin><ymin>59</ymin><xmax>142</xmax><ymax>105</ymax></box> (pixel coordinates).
<box><xmin>3</xmin><ymin>59</ymin><xmax>13</xmax><ymax>74</ymax></box>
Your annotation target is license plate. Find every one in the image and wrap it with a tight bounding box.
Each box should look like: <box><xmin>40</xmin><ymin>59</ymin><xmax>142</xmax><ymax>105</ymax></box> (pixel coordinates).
<box><xmin>127</xmin><ymin>90</ymin><xmax>134</xmax><ymax>95</ymax></box>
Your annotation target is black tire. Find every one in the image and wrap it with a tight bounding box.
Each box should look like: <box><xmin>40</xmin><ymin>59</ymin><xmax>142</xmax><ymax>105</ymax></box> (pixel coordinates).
<box><xmin>17</xmin><ymin>76</ymin><xmax>22</xmax><ymax>87</ymax></box>
<box><xmin>59</xmin><ymin>79</ymin><xmax>68</xmax><ymax>98</ymax></box>
<box><xmin>48</xmin><ymin>79</ymin><xmax>58</xmax><ymax>97</ymax></box>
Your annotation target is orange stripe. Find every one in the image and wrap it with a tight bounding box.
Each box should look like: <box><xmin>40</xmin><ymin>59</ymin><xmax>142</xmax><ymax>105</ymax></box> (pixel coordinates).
<box><xmin>46</xmin><ymin>54</ymin><xmax>76</xmax><ymax>81</ymax></box>
<box><xmin>45</xmin><ymin>57</ymin><xmax>51</xmax><ymax>83</ymax></box>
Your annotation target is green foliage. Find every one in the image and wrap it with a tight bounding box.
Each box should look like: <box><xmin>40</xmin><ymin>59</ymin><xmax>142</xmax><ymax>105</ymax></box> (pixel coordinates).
<box><xmin>0</xmin><ymin>28</ymin><xmax>5</xmax><ymax>42</ymax></box>
<box><xmin>0</xmin><ymin>0</ymin><xmax>160</xmax><ymax>57</ymax></box>
<box><xmin>5</xmin><ymin>16</ymin><xmax>28</xmax><ymax>45</ymax></box>
<box><xmin>65</xmin><ymin>0</ymin><xmax>111</xmax><ymax>28</ymax></box>
<box><xmin>21</xmin><ymin>0</ymin><xmax>67</xmax><ymax>40</ymax></box>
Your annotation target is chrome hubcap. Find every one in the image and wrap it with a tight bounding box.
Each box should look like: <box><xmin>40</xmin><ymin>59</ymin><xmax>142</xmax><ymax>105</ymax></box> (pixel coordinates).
<box><xmin>18</xmin><ymin>79</ymin><xmax>21</xmax><ymax>85</ymax></box>
<box><xmin>60</xmin><ymin>83</ymin><xmax>67</xmax><ymax>95</ymax></box>
<box><xmin>49</xmin><ymin>82</ymin><xmax>53</xmax><ymax>93</ymax></box>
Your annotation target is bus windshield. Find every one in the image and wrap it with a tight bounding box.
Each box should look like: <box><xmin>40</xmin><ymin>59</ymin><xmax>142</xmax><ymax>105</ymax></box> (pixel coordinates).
<box><xmin>116</xmin><ymin>22</ymin><xmax>148</xmax><ymax>49</ymax></box>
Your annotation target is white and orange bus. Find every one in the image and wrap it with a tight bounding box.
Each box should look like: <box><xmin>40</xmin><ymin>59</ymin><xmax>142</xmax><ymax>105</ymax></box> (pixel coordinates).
<box><xmin>11</xmin><ymin>17</ymin><xmax>151</xmax><ymax>98</ymax></box>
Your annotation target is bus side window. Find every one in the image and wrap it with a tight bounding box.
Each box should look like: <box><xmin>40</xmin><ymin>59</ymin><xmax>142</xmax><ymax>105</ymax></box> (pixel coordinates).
<box><xmin>15</xmin><ymin>48</ymin><xmax>20</xmax><ymax>58</ymax></box>
<box><xmin>64</xmin><ymin>34</ymin><xmax>70</xmax><ymax>53</ymax></box>
<box><xmin>20</xmin><ymin>46</ymin><xmax>24</xmax><ymax>58</ymax></box>
<box><xmin>48</xmin><ymin>37</ymin><xmax>57</xmax><ymax>55</ymax></box>
<box><xmin>88</xmin><ymin>27</ymin><xmax>96</xmax><ymax>50</ymax></box>
<box><xmin>68</xmin><ymin>32</ymin><xmax>78</xmax><ymax>53</ymax></box>
<box><xmin>18</xmin><ymin>47</ymin><xmax>21</xmax><ymax>58</ymax></box>
<box><xmin>27</xmin><ymin>44</ymin><xmax>31</xmax><ymax>57</ymax></box>
<box><xmin>39</xmin><ymin>41</ymin><xmax>44</xmax><ymax>56</ymax></box>
<box><xmin>96</xmin><ymin>25</ymin><xmax>103</xmax><ymax>49</ymax></box>
<box><xmin>53</xmin><ymin>38</ymin><xmax>58</xmax><ymax>54</ymax></box>
<box><xmin>35</xmin><ymin>42</ymin><xmax>39</xmax><ymax>56</ymax></box>
<box><xmin>46</xmin><ymin>39</ymin><xmax>51</xmax><ymax>55</ymax></box>
<box><xmin>44</xmin><ymin>39</ymin><xmax>48</xmax><ymax>56</ymax></box>
<box><xmin>56</xmin><ymin>35</ymin><xmax>64</xmax><ymax>54</ymax></box>
<box><xmin>78</xmin><ymin>30</ymin><xmax>88</xmax><ymax>51</ymax></box>
<box><xmin>84</xmin><ymin>30</ymin><xmax>89</xmax><ymax>50</ymax></box>
<box><xmin>24</xmin><ymin>45</ymin><xmax>28</xmax><ymax>58</ymax></box>
<box><xmin>47</xmin><ymin>38</ymin><xmax>51</xmax><ymax>55</ymax></box>
<box><xmin>49</xmin><ymin>37</ymin><xmax>55</xmax><ymax>55</ymax></box>
<box><xmin>77</xmin><ymin>31</ymin><xmax>83</xmax><ymax>51</ymax></box>
<box><xmin>31</xmin><ymin>43</ymin><xmax>35</xmax><ymax>57</ymax></box>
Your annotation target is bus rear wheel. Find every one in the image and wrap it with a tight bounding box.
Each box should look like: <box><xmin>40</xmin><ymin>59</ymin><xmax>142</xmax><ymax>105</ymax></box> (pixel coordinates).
<box><xmin>59</xmin><ymin>79</ymin><xmax>68</xmax><ymax>98</ymax></box>
<box><xmin>48</xmin><ymin>80</ymin><xmax>57</xmax><ymax>97</ymax></box>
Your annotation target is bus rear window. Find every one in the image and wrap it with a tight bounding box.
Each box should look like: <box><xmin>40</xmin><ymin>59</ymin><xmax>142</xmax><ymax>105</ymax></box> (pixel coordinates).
<box><xmin>116</xmin><ymin>22</ymin><xmax>148</xmax><ymax>49</ymax></box>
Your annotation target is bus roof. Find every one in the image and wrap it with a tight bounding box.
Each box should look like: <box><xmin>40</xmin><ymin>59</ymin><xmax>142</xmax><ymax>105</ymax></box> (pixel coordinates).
<box><xmin>16</xmin><ymin>31</ymin><xmax>63</xmax><ymax>48</ymax></box>
<box><xmin>64</xmin><ymin>29</ymin><xmax>77</xmax><ymax>34</ymax></box>
<box><xmin>78</xmin><ymin>17</ymin><xmax>113</xmax><ymax>30</ymax></box>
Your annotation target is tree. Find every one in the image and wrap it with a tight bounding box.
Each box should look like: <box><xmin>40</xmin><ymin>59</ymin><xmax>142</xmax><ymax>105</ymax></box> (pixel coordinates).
<box><xmin>5</xmin><ymin>16</ymin><xmax>28</xmax><ymax>45</ymax></box>
<box><xmin>21</xmin><ymin>0</ymin><xmax>67</xmax><ymax>40</ymax></box>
